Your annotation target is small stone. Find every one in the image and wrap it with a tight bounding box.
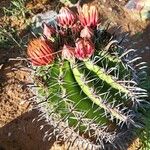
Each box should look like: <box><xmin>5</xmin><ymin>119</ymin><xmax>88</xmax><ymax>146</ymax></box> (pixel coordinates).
<box><xmin>133</xmin><ymin>42</ymin><xmax>137</xmax><ymax>45</ymax></box>
<box><xmin>8</xmin><ymin>132</ymin><xmax>11</xmax><ymax>137</ymax></box>
<box><xmin>125</xmin><ymin>0</ymin><xmax>150</xmax><ymax>21</ymax></box>
<box><xmin>108</xmin><ymin>7</ymin><xmax>112</xmax><ymax>11</ymax></box>
<box><xmin>141</xmin><ymin>50</ymin><xmax>145</xmax><ymax>53</ymax></box>
<box><xmin>20</xmin><ymin>100</ymin><xmax>26</xmax><ymax>105</ymax></box>
<box><xmin>145</xmin><ymin>46</ymin><xmax>150</xmax><ymax>50</ymax></box>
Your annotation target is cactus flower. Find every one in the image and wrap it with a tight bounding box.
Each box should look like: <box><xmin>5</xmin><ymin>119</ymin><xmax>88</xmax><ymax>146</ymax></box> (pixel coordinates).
<box><xmin>42</xmin><ymin>23</ymin><xmax>56</xmax><ymax>39</ymax></box>
<box><xmin>27</xmin><ymin>38</ymin><xmax>54</xmax><ymax>66</ymax></box>
<box><xmin>62</xmin><ymin>44</ymin><xmax>75</xmax><ymax>60</ymax></box>
<box><xmin>80</xmin><ymin>26</ymin><xmax>94</xmax><ymax>39</ymax></box>
<box><xmin>75</xmin><ymin>38</ymin><xmax>94</xmax><ymax>60</ymax></box>
<box><xmin>78</xmin><ymin>4</ymin><xmax>99</xmax><ymax>28</ymax></box>
<box><xmin>57</xmin><ymin>7</ymin><xmax>76</xmax><ymax>28</ymax></box>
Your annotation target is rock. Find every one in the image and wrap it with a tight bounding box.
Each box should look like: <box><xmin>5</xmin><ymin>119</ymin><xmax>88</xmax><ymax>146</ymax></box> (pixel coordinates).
<box><xmin>31</xmin><ymin>10</ymin><xmax>57</xmax><ymax>35</ymax></box>
<box><xmin>125</xmin><ymin>0</ymin><xmax>150</xmax><ymax>21</ymax></box>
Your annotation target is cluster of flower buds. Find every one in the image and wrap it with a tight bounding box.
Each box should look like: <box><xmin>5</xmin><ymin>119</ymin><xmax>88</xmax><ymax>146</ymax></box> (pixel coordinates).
<box><xmin>27</xmin><ymin>4</ymin><xmax>100</xmax><ymax>66</ymax></box>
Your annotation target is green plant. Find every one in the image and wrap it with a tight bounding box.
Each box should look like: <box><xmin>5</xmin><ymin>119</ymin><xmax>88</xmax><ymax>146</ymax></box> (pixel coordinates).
<box><xmin>3</xmin><ymin>0</ymin><xmax>30</xmax><ymax>20</ymax></box>
<box><xmin>137</xmin><ymin>70</ymin><xmax>150</xmax><ymax>150</ymax></box>
<box><xmin>0</xmin><ymin>27</ymin><xmax>22</xmax><ymax>49</ymax></box>
<box><xmin>0</xmin><ymin>0</ymin><xmax>31</xmax><ymax>50</ymax></box>
<box><xmin>139</xmin><ymin>110</ymin><xmax>150</xmax><ymax>150</ymax></box>
<box><xmin>27</xmin><ymin>5</ymin><xmax>149</xmax><ymax>149</ymax></box>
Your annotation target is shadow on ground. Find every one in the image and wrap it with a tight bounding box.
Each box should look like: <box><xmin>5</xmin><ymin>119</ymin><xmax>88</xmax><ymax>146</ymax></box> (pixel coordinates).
<box><xmin>0</xmin><ymin>109</ymin><xmax>55</xmax><ymax>150</ymax></box>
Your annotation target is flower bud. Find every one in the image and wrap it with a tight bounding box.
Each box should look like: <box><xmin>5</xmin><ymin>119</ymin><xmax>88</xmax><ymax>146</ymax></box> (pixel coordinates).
<box><xmin>75</xmin><ymin>38</ymin><xmax>94</xmax><ymax>60</ymax></box>
<box><xmin>57</xmin><ymin>7</ymin><xmax>76</xmax><ymax>28</ymax></box>
<box><xmin>27</xmin><ymin>38</ymin><xmax>54</xmax><ymax>66</ymax></box>
<box><xmin>42</xmin><ymin>22</ymin><xmax>56</xmax><ymax>39</ymax></box>
<box><xmin>62</xmin><ymin>44</ymin><xmax>75</xmax><ymax>60</ymax></box>
<box><xmin>80</xmin><ymin>26</ymin><xmax>94</xmax><ymax>39</ymax></box>
<box><xmin>78</xmin><ymin>4</ymin><xmax>99</xmax><ymax>28</ymax></box>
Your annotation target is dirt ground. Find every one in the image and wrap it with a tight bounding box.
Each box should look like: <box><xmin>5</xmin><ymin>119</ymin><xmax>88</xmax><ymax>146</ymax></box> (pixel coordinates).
<box><xmin>0</xmin><ymin>0</ymin><xmax>149</xmax><ymax>150</ymax></box>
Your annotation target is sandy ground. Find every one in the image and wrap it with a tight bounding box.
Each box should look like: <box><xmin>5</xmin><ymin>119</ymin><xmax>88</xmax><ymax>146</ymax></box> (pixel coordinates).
<box><xmin>0</xmin><ymin>0</ymin><xmax>149</xmax><ymax>150</ymax></box>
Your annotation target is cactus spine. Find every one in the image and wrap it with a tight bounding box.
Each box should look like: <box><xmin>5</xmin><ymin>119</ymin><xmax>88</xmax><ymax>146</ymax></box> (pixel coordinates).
<box><xmin>27</xmin><ymin>4</ymin><xmax>148</xmax><ymax>150</ymax></box>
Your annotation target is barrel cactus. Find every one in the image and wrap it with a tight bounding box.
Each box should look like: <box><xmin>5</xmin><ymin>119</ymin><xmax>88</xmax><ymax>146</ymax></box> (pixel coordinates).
<box><xmin>27</xmin><ymin>4</ymin><xmax>148</xmax><ymax>150</ymax></box>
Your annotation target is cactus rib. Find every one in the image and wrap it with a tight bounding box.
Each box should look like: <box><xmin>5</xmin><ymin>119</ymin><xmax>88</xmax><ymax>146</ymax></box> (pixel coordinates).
<box><xmin>70</xmin><ymin>62</ymin><xmax>134</xmax><ymax>125</ymax></box>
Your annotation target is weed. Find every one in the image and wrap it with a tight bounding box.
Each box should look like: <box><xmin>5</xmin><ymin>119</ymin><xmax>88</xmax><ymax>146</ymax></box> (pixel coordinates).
<box><xmin>0</xmin><ymin>0</ymin><xmax>32</xmax><ymax>50</ymax></box>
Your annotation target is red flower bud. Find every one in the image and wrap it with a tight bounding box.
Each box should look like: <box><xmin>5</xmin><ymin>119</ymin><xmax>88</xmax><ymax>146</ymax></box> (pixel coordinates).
<box><xmin>42</xmin><ymin>23</ymin><xmax>56</xmax><ymax>39</ymax></box>
<box><xmin>80</xmin><ymin>26</ymin><xmax>94</xmax><ymax>39</ymax></box>
<box><xmin>57</xmin><ymin>7</ymin><xmax>76</xmax><ymax>28</ymax></box>
<box><xmin>27</xmin><ymin>38</ymin><xmax>54</xmax><ymax>66</ymax></box>
<box><xmin>75</xmin><ymin>38</ymin><xmax>95</xmax><ymax>60</ymax></box>
<box><xmin>78</xmin><ymin>4</ymin><xmax>99</xmax><ymax>28</ymax></box>
<box><xmin>62</xmin><ymin>44</ymin><xmax>75</xmax><ymax>60</ymax></box>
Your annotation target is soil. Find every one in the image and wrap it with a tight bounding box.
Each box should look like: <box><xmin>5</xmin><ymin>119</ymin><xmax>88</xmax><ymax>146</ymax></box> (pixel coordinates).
<box><xmin>0</xmin><ymin>0</ymin><xmax>149</xmax><ymax>150</ymax></box>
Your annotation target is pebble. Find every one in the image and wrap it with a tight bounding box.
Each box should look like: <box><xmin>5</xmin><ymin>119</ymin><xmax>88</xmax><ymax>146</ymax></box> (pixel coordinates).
<box><xmin>141</xmin><ymin>50</ymin><xmax>145</xmax><ymax>53</ymax></box>
<box><xmin>108</xmin><ymin>7</ymin><xmax>112</xmax><ymax>11</ymax></box>
<box><xmin>145</xmin><ymin>46</ymin><xmax>150</xmax><ymax>50</ymax></box>
<box><xmin>20</xmin><ymin>100</ymin><xmax>26</xmax><ymax>105</ymax></box>
<box><xmin>8</xmin><ymin>132</ymin><xmax>11</xmax><ymax>137</ymax></box>
<box><xmin>132</xmin><ymin>42</ymin><xmax>138</xmax><ymax>45</ymax></box>
<box><xmin>32</xmin><ymin>10</ymin><xmax>57</xmax><ymax>29</ymax></box>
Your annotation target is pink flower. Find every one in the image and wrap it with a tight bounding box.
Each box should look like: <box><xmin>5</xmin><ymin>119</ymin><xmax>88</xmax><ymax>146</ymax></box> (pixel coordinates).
<box><xmin>42</xmin><ymin>23</ymin><xmax>56</xmax><ymax>39</ymax></box>
<box><xmin>62</xmin><ymin>45</ymin><xmax>75</xmax><ymax>60</ymax></box>
<box><xmin>27</xmin><ymin>38</ymin><xmax>54</xmax><ymax>66</ymax></box>
<box><xmin>75</xmin><ymin>38</ymin><xmax>95</xmax><ymax>60</ymax></box>
<box><xmin>78</xmin><ymin>4</ymin><xmax>99</xmax><ymax>28</ymax></box>
<box><xmin>80</xmin><ymin>26</ymin><xmax>94</xmax><ymax>39</ymax></box>
<box><xmin>57</xmin><ymin>7</ymin><xmax>76</xmax><ymax>28</ymax></box>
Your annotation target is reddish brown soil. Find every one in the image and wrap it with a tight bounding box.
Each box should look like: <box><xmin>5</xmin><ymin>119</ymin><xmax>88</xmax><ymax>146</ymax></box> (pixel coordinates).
<box><xmin>0</xmin><ymin>0</ymin><xmax>149</xmax><ymax>150</ymax></box>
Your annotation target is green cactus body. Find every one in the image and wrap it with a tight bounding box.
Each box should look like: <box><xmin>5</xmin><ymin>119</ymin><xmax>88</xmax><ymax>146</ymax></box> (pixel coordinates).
<box><xmin>28</xmin><ymin>5</ymin><xmax>149</xmax><ymax>150</ymax></box>
<box><xmin>36</xmin><ymin>60</ymin><xmax>110</xmax><ymax>129</ymax></box>
<box><xmin>33</xmin><ymin>47</ymin><xmax>147</xmax><ymax>148</ymax></box>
